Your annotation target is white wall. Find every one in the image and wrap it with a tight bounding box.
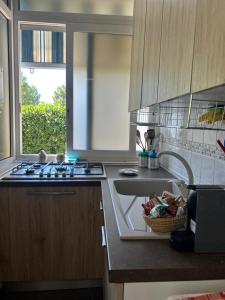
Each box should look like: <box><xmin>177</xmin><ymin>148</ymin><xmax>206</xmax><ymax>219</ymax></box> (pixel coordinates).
<box><xmin>159</xmin><ymin>127</ymin><xmax>225</xmax><ymax>185</ymax></box>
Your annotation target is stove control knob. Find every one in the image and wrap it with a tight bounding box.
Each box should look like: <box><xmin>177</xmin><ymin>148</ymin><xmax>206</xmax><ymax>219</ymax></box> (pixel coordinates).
<box><xmin>47</xmin><ymin>172</ymin><xmax>51</xmax><ymax>178</ymax></box>
<box><xmin>85</xmin><ymin>168</ymin><xmax>91</xmax><ymax>174</ymax></box>
<box><xmin>55</xmin><ymin>172</ymin><xmax>59</xmax><ymax>178</ymax></box>
<box><xmin>39</xmin><ymin>172</ymin><xmax>43</xmax><ymax>178</ymax></box>
<box><xmin>70</xmin><ymin>173</ymin><xmax>74</xmax><ymax>177</ymax></box>
<box><xmin>62</xmin><ymin>172</ymin><xmax>67</xmax><ymax>178</ymax></box>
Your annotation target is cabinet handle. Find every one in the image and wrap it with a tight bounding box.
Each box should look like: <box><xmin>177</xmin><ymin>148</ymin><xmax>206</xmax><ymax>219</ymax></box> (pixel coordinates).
<box><xmin>100</xmin><ymin>200</ymin><xmax>103</xmax><ymax>211</ymax></box>
<box><xmin>101</xmin><ymin>226</ymin><xmax>106</xmax><ymax>247</ymax></box>
<box><xmin>28</xmin><ymin>191</ymin><xmax>77</xmax><ymax>196</ymax></box>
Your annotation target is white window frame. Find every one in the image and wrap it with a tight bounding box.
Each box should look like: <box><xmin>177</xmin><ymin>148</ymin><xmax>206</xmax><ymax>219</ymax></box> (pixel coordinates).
<box><xmin>13</xmin><ymin>0</ymin><xmax>136</xmax><ymax>163</ymax></box>
<box><xmin>0</xmin><ymin>0</ymin><xmax>15</xmax><ymax>168</ymax></box>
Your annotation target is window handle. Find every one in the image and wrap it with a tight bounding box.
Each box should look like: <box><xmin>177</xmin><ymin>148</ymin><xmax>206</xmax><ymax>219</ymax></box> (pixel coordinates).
<box><xmin>101</xmin><ymin>226</ymin><xmax>106</xmax><ymax>247</ymax></box>
<box><xmin>100</xmin><ymin>199</ymin><xmax>103</xmax><ymax>211</ymax></box>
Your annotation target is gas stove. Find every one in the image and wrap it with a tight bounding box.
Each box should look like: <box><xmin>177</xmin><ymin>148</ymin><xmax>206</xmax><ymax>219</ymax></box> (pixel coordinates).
<box><xmin>2</xmin><ymin>162</ymin><xmax>106</xmax><ymax>180</ymax></box>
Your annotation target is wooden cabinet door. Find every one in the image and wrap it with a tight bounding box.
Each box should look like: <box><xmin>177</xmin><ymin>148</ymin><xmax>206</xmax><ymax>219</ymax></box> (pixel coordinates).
<box><xmin>6</xmin><ymin>185</ymin><xmax>103</xmax><ymax>281</ymax></box>
<box><xmin>158</xmin><ymin>0</ymin><xmax>196</xmax><ymax>102</ymax></box>
<box><xmin>192</xmin><ymin>0</ymin><xmax>225</xmax><ymax>93</ymax></box>
<box><xmin>0</xmin><ymin>188</ymin><xmax>10</xmax><ymax>280</ymax></box>
<box><xmin>129</xmin><ymin>0</ymin><xmax>147</xmax><ymax>111</ymax></box>
<box><xmin>142</xmin><ymin>0</ymin><xmax>164</xmax><ymax>108</ymax></box>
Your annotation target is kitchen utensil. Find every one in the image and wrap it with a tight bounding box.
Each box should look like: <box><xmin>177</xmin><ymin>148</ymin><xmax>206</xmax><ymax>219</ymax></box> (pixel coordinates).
<box><xmin>136</xmin><ymin>130</ymin><xmax>145</xmax><ymax>150</ymax></box>
<box><xmin>144</xmin><ymin>132</ymin><xmax>149</xmax><ymax>150</ymax></box>
<box><xmin>136</xmin><ymin>137</ymin><xmax>144</xmax><ymax>150</ymax></box>
<box><xmin>217</xmin><ymin>139</ymin><xmax>225</xmax><ymax>153</ymax></box>
<box><xmin>147</xmin><ymin>129</ymin><xmax>155</xmax><ymax>145</ymax></box>
<box><xmin>136</xmin><ymin>129</ymin><xmax>141</xmax><ymax>140</ymax></box>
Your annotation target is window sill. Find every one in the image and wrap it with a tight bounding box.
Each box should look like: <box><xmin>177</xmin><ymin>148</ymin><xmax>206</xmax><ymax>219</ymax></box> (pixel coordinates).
<box><xmin>0</xmin><ymin>157</ymin><xmax>17</xmax><ymax>177</ymax></box>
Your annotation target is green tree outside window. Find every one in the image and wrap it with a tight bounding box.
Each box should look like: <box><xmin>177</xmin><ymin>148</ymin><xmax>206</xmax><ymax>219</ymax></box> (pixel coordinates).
<box><xmin>21</xmin><ymin>74</ymin><xmax>41</xmax><ymax>105</ymax></box>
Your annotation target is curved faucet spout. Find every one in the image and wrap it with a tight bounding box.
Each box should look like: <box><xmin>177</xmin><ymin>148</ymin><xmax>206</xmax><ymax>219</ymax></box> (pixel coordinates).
<box><xmin>158</xmin><ymin>151</ymin><xmax>194</xmax><ymax>185</ymax></box>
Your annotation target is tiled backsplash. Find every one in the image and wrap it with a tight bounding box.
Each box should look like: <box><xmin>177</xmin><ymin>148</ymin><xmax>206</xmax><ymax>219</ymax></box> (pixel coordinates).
<box><xmin>159</xmin><ymin>127</ymin><xmax>225</xmax><ymax>185</ymax></box>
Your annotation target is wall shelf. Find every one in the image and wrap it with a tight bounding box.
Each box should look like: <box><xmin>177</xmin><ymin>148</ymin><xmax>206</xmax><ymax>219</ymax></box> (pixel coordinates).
<box><xmin>131</xmin><ymin>87</ymin><xmax>225</xmax><ymax>131</ymax></box>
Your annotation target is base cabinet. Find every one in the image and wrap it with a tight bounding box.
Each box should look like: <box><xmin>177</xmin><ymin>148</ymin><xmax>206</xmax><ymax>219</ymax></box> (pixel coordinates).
<box><xmin>0</xmin><ymin>185</ymin><xmax>104</xmax><ymax>282</ymax></box>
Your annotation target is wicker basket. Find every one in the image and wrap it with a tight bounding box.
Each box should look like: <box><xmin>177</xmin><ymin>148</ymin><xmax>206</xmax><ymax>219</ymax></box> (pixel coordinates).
<box><xmin>143</xmin><ymin>214</ymin><xmax>186</xmax><ymax>233</ymax></box>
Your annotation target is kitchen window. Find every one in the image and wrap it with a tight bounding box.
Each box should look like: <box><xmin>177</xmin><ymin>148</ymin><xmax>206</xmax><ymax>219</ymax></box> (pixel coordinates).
<box><xmin>66</xmin><ymin>23</ymin><xmax>135</xmax><ymax>161</ymax></box>
<box><xmin>15</xmin><ymin>2</ymin><xmax>135</xmax><ymax>161</ymax></box>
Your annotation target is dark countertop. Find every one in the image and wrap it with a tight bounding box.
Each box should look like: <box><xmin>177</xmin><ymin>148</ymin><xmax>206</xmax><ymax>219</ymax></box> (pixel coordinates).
<box><xmin>102</xmin><ymin>165</ymin><xmax>225</xmax><ymax>283</ymax></box>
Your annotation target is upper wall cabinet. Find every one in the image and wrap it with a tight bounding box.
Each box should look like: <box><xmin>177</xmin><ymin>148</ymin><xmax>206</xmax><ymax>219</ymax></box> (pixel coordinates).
<box><xmin>192</xmin><ymin>0</ymin><xmax>225</xmax><ymax>93</ymax></box>
<box><xmin>129</xmin><ymin>0</ymin><xmax>197</xmax><ymax>111</ymax></box>
<box><xmin>129</xmin><ymin>0</ymin><xmax>146</xmax><ymax>111</ymax></box>
<box><xmin>129</xmin><ymin>0</ymin><xmax>163</xmax><ymax>111</ymax></box>
<box><xmin>141</xmin><ymin>0</ymin><xmax>164</xmax><ymax>108</ymax></box>
<box><xmin>157</xmin><ymin>0</ymin><xmax>197</xmax><ymax>103</ymax></box>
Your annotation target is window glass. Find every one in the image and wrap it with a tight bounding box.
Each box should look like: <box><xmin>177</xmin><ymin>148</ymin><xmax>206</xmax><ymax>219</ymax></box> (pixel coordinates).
<box><xmin>0</xmin><ymin>13</ymin><xmax>10</xmax><ymax>160</ymax></box>
<box><xmin>73</xmin><ymin>33</ymin><xmax>131</xmax><ymax>151</ymax></box>
<box><xmin>19</xmin><ymin>0</ymin><xmax>134</xmax><ymax>16</ymax></box>
<box><xmin>20</xmin><ymin>28</ymin><xmax>66</xmax><ymax>155</ymax></box>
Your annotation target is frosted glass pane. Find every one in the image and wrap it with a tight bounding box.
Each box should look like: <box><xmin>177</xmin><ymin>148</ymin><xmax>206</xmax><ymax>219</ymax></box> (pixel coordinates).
<box><xmin>73</xmin><ymin>33</ymin><xmax>131</xmax><ymax>151</ymax></box>
<box><xmin>0</xmin><ymin>13</ymin><xmax>10</xmax><ymax>160</ymax></box>
<box><xmin>20</xmin><ymin>0</ymin><xmax>134</xmax><ymax>16</ymax></box>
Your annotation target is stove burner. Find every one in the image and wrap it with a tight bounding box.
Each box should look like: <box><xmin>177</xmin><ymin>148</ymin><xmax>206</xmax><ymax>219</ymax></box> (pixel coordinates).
<box><xmin>55</xmin><ymin>166</ymin><xmax>67</xmax><ymax>172</ymax></box>
<box><xmin>33</xmin><ymin>163</ymin><xmax>41</xmax><ymax>168</ymax></box>
<box><xmin>6</xmin><ymin>162</ymin><xmax>105</xmax><ymax>180</ymax></box>
<box><xmin>25</xmin><ymin>168</ymin><xmax>35</xmax><ymax>175</ymax></box>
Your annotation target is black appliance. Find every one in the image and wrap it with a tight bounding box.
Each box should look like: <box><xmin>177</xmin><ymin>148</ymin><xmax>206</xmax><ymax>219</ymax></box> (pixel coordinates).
<box><xmin>170</xmin><ymin>185</ymin><xmax>225</xmax><ymax>253</ymax></box>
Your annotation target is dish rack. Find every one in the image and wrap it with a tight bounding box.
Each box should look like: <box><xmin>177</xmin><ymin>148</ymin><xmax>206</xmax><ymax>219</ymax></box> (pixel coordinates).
<box><xmin>130</xmin><ymin>105</ymin><xmax>160</xmax><ymax>126</ymax></box>
<box><xmin>131</xmin><ymin>91</ymin><xmax>225</xmax><ymax>131</ymax></box>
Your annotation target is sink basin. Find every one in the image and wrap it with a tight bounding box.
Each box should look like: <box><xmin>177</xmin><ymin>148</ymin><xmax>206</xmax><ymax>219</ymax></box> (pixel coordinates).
<box><xmin>108</xmin><ymin>178</ymin><xmax>180</xmax><ymax>239</ymax></box>
<box><xmin>113</xmin><ymin>179</ymin><xmax>175</xmax><ymax>196</ymax></box>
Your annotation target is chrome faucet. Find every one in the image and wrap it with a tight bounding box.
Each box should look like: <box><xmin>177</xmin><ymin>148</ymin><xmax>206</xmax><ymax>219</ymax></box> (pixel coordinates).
<box><xmin>158</xmin><ymin>151</ymin><xmax>194</xmax><ymax>199</ymax></box>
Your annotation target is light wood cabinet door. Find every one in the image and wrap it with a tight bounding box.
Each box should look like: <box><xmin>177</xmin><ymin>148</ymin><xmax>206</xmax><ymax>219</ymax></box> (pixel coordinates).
<box><xmin>0</xmin><ymin>185</ymin><xmax>103</xmax><ymax>282</ymax></box>
<box><xmin>0</xmin><ymin>188</ymin><xmax>10</xmax><ymax>280</ymax></box>
<box><xmin>192</xmin><ymin>0</ymin><xmax>225</xmax><ymax>93</ymax></box>
<box><xmin>129</xmin><ymin>0</ymin><xmax>146</xmax><ymax>112</ymax></box>
<box><xmin>142</xmin><ymin>0</ymin><xmax>164</xmax><ymax>108</ymax></box>
<box><xmin>158</xmin><ymin>0</ymin><xmax>196</xmax><ymax>102</ymax></box>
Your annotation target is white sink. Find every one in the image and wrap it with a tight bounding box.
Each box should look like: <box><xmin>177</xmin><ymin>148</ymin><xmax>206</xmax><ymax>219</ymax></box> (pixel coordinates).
<box><xmin>108</xmin><ymin>178</ymin><xmax>180</xmax><ymax>239</ymax></box>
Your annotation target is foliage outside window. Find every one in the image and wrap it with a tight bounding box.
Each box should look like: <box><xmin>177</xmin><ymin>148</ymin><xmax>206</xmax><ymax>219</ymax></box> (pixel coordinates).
<box><xmin>21</xmin><ymin>73</ymin><xmax>66</xmax><ymax>154</ymax></box>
